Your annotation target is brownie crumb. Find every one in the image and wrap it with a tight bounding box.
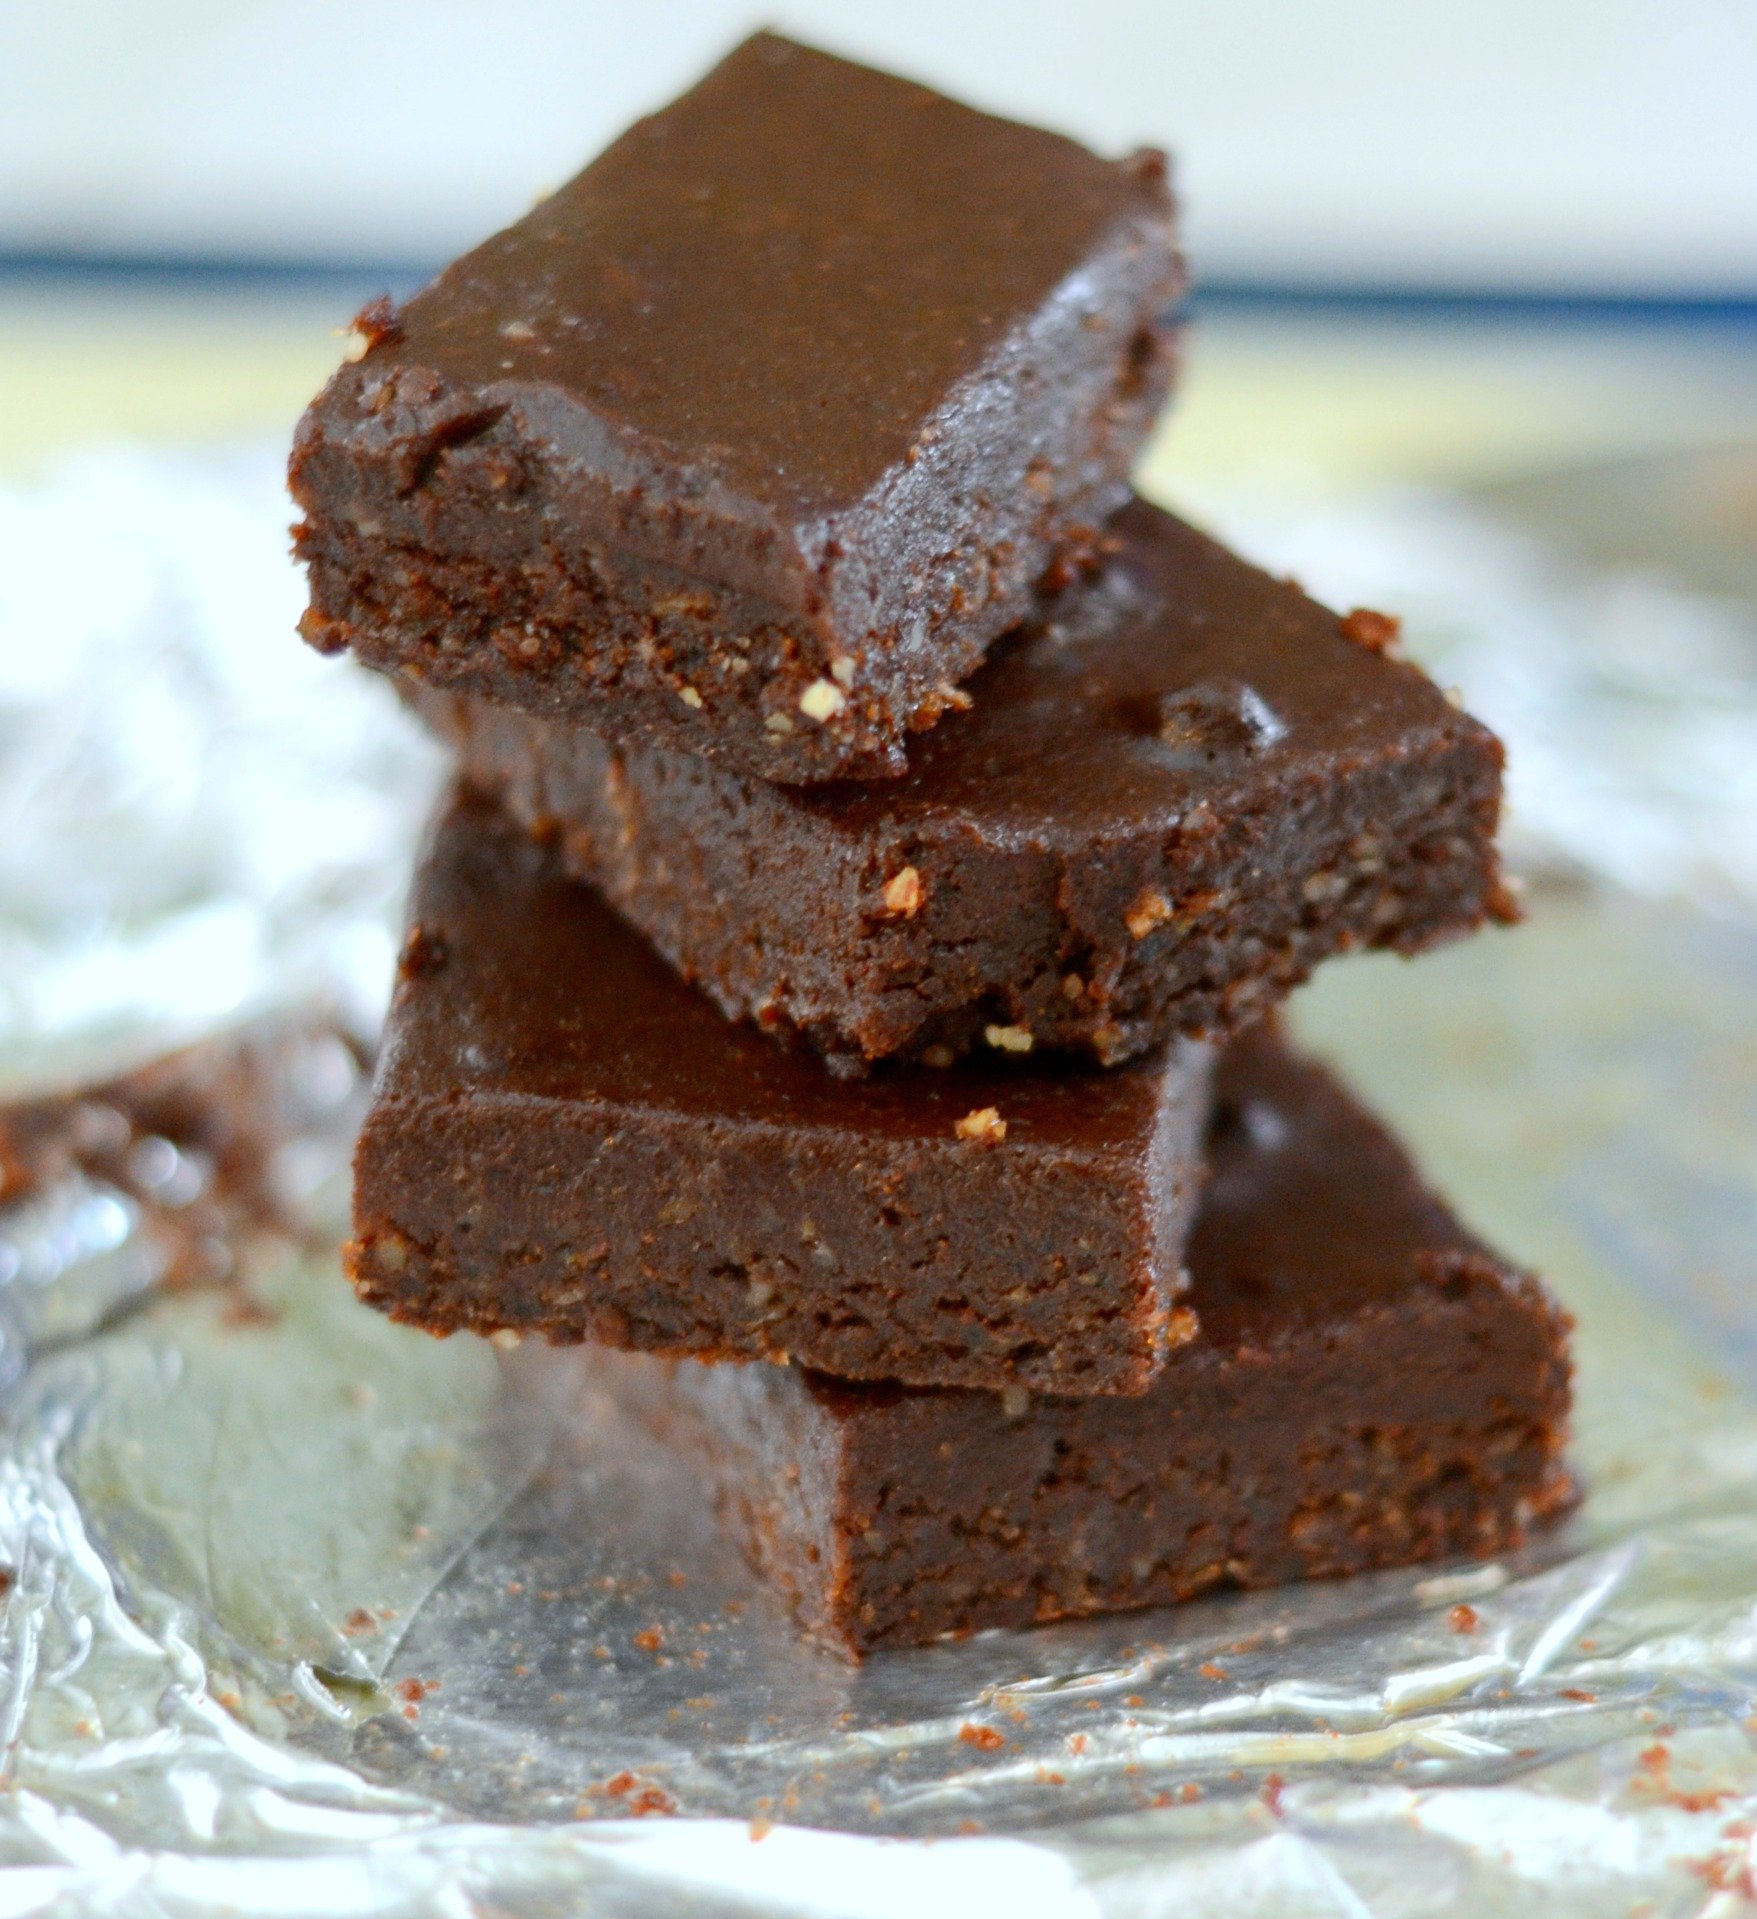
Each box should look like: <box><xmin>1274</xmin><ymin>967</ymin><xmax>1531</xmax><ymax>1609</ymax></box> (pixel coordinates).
<box><xmin>1339</xmin><ymin>607</ymin><xmax>1403</xmax><ymax>655</ymax></box>
<box><xmin>880</xmin><ymin>866</ymin><xmax>925</xmax><ymax>917</ymax></box>
<box><xmin>219</xmin><ymin>1291</ymin><xmax>282</xmax><ymax>1330</ymax></box>
<box><xmin>341</xmin><ymin>295</ymin><xmax>403</xmax><ymax>363</ymax></box>
<box><xmin>598</xmin><ymin>1771</ymin><xmax>678</xmax><ymax>1817</ymax></box>
<box><xmin>1486</xmin><ymin>875</ymin><xmax>1526</xmax><ymax>925</ymax></box>
<box><xmin>1125</xmin><ymin>888</ymin><xmax>1173</xmax><ymax>939</ymax></box>
<box><xmin>798</xmin><ymin>678</ymin><xmax>848</xmax><ymax>722</ymax></box>
<box><xmin>398</xmin><ymin>924</ymin><xmax>449</xmax><ymax>979</ymax></box>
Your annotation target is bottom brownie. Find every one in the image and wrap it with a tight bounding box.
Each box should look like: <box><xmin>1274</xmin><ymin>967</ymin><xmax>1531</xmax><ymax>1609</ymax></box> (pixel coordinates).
<box><xmin>598</xmin><ymin>1029</ymin><xmax>1574</xmax><ymax>1655</ymax></box>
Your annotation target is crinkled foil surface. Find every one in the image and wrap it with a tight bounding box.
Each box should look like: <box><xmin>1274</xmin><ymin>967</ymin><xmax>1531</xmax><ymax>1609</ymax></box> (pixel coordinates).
<box><xmin>3</xmin><ymin>447</ymin><xmax>1757</xmax><ymax>1917</ymax></box>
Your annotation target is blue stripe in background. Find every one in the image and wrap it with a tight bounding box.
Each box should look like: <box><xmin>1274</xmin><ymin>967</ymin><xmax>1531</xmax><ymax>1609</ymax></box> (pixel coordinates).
<box><xmin>4</xmin><ymin>251</ymin><xmax>1757</xmax><ymax>326</ymax></box>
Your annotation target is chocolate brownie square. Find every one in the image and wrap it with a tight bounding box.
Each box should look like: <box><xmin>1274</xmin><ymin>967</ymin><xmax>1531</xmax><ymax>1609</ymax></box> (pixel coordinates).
<box><xmin>349</xmin><ymin>791</ymin><xmax>1214</xmax><ymax>1396</ymax></box>
<box><xmin>601</xmin><ymin>1029</ymin><xmax>1573</xmax><ymax>1654</ymax></box>
<box><xmin>291</xmin><ymin>33</ymin><xmax>1181</xmax><ymax>783</ymax></box>
<box><xmin>415</xmin><ymin>499</ymin><xmax>1513</xmax><ymax>1073</ymax></box>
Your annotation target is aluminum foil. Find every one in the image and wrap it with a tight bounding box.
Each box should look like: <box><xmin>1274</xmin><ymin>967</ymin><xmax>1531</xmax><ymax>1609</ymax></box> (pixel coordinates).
<box><xmin>3</xmin><ymin>446</ymin><xmax>1757</xmax><ymax>1917</ymax></box>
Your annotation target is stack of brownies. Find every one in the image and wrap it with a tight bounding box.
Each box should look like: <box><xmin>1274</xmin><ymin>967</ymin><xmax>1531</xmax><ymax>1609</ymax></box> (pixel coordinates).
<box><xmin>290</xmin><ymin>34</ymin><xmax>1573</xmax><ymax>1657</ymax></box>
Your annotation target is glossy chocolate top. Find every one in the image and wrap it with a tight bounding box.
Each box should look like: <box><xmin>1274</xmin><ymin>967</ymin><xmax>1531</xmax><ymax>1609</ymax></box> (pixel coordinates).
<box><xmin>800</xmin><ymin>498</ymin><xmax>1494</xmax><ymax>841</ymax></box>
<box><xmin>375</xmin><ymin>32</ymin><xmax>1170</xmax><ymax>519</ymax></box>
<box><xmin>1185</xmin><ymin>1027</ymin><xmax>1523</xmax><ymax>1345</ymax></box>
<box><xmin>381</xmin><ymin>792</ymin><xmax>1206</xmax><ymax>1151</ymax></box>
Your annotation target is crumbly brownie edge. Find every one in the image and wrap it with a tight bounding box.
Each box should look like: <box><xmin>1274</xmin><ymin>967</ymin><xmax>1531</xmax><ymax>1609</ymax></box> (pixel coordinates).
<box><xmin>299</xmin><ymin>528</ymin><xmax>919</xmax><ymax>783</ymax></box>
<box><xmin>347</xmin><ymin>1086</ymin><xmax>1203</xmax><ymax>1396</ymax></box>
<box><xmin>290</xmin><ymin>221</ymin><xmax>1179</xmax><ymax>786</ymax></box>
<box><xmin>651</xmin><ymin>1276</ymin><xmax>1574</xmax><ymax>1655</ymax></box>
<box><xmin>430</xmin><ymin>690</ymin><xmax>1510</xmax><ymax>1071</ymax></box>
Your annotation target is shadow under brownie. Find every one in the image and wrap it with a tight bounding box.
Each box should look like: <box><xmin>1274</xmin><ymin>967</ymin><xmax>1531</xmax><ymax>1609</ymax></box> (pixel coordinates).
<box><xmin>291</xmin><ymin>32</ymin><xmax>1181</xmax><ymax>784</ymax></box>
<box><xmin>349</xmin><ymin>790</ymin><xmax>1215</xmax><ymax>1396</ymax></box>
<box><xmin>415</xmin><ymin>498</ymin><xmax>1513</xmax><ymax>1074</ymax></box>
<box><xmin>597</xmin><ymin>1028</ymin><xmax>1574</xmax><ymax>1655</ymax></box>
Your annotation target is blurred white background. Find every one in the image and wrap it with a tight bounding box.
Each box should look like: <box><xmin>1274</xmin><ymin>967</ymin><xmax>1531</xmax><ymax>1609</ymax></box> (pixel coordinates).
<box><xmin>4</xmin><ymin>0</ymin><xmax>1756</xmax><ymax>295</ymax></box>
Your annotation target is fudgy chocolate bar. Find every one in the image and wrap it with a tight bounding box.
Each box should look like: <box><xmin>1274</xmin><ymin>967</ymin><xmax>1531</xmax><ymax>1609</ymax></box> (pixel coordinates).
<box><xmin>349</xmin><ymin>791</ymin><xmax>1215</xmax><ymax>1396</ymax></box>
<box><xmin>416</xmin><ymin>500</ymin><xmax>1511</xmax><ymax>1073</ymax></box>
<box><xmin>292</xmin><ymin>33</ymin><xmax>1181</xmax><ymax>783</ymax></box>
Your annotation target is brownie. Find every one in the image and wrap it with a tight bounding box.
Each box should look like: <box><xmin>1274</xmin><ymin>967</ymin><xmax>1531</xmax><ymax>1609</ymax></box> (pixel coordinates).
<box><xmin>290</xmin><ymin>33</ymin><xmax>1181</xmax><ymax>784</ymax></box>
<box><xmin>413</xmin><ymin>500</ymin><xmax>1514</xmax><ymax>1074</ymax></box>
<box><xmin>601</xmin><ymin>1030</ymin><xmax>1573</xmax><ymax>1655</ymax></box>
<box><xmin>349</xmin><ymin>790</ymin><xmax>1215</xmax><ymax>1395</ymax></box>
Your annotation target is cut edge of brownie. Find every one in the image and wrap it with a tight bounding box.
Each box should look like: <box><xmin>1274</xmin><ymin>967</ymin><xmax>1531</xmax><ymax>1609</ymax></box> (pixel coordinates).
<box><xmin>289</xmin><ymin>35</ymin><xmax>1183</xmax><ymax>785</ymax></box>
<box><xmin>292</xmin><ymin>297</ymin><xmax>1177</xmax><ymax>784</ymax></box>
<box><xmin>345</xmin><ymin>1075</ymin><xmax>1208</xmax><ymax>1397</ymax></box>
<box><xmin>690</xmin><ymin>1324</ymin><xmax>1577</xmax><ymax>1656</ymax></box>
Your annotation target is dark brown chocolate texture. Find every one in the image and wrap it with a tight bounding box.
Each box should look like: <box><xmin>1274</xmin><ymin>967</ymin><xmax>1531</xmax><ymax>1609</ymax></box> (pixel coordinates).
<box><xmin>349</xmin><ymin>791</ymin><xmax>1216</xmax><ymax>1395</ymax></box>
<box><xmin>414</xmin><ymin>499</ymin><xmax>1512</xmax><ymax>1073</ymax></box>
<box><xmin>603</xmin><ymin>1029</ymin><xmax>1574</xmax><ymax>1655</ymax></box>
<box><xmin>290</xmin><ymin>32</ymin><xmax>1182</xmax><ymax>783</ymax></box>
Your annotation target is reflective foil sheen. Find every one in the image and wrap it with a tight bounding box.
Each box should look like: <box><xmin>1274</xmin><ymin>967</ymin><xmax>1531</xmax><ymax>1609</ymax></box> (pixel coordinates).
<box><xmin>2</xmin><ymin>449</ymin><xmax>1756</xmax><ymax>1917</ymax></box>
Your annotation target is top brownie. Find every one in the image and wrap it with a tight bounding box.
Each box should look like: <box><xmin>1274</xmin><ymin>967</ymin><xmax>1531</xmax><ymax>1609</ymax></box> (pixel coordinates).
<box><xmin>290</xmin><ymin>32</ymin><xmax>1181</xmax><ymax>783</ymax></box>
